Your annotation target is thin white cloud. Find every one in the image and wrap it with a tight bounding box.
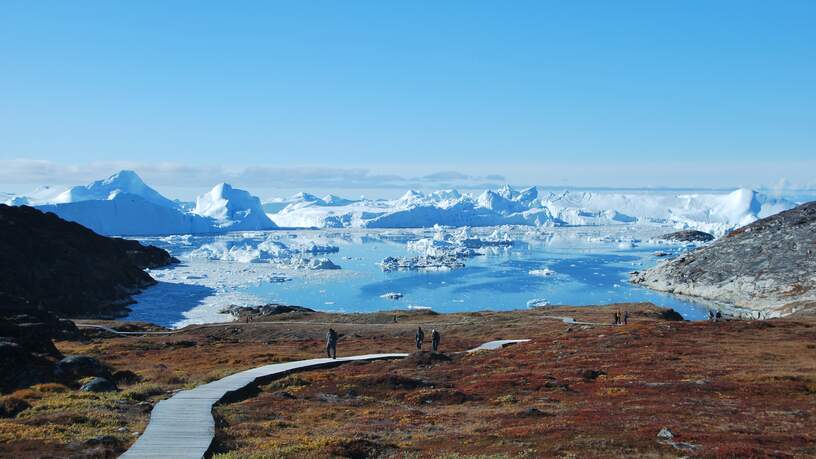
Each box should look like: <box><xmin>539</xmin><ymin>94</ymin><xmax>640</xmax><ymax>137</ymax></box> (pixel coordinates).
<box><xmin>0</xmin><ymin>159</ymin><xmax>506</xmax><ymax>192</ymax></box>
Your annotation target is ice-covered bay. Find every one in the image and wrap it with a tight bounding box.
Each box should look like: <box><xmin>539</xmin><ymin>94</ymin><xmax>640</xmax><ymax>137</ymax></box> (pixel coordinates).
<box><xmin>131</xmin><ymin>226</ymin><xmax>713</xmax><ymax>327</ymax></box>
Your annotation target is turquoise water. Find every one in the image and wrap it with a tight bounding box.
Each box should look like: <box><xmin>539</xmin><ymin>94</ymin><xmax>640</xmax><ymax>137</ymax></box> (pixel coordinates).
<box><xmin>134</xmin><ymin>228</ymin><xmax>712</xmax><ymax>325</ymax></box>
<box><xmin>240</xmin><ymin>233</ymin><xmax>710</xmax><ymax>320</ymax></box>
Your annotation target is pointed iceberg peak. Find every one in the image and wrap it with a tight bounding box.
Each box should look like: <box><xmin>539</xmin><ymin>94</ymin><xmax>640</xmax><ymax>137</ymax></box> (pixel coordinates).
<box><xmin>292</xmin><ymin>192</ymin><xmax>322</xmax><ymax>202</ymax></box>
<box><xmin>322</xmin><ymin>194</ymin><xmax>355</xmax><ymax>206</ymax></box>
<box><xmin>102</xmin><ymin>170</ymin><xmax>145</xmax><ymax>186</ymax></box>
<box><xmin>496</xmin><ymin>184</ymin><xmax>517</xmax><ymax>200</ymax></box>
<box><xmin>399</xmin><ymin>189</ymin><xmax>425</xmax><ymax>204</ymax></box>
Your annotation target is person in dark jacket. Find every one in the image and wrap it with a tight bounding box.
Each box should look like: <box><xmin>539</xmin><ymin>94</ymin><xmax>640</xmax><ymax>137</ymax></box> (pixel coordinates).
<box><xmin>326</xmin><ymin>328</ymin><xmax>338</xmax><ymax>359</ymax></box>
<box><xmin>623</xmin><ymin>310</ymin><xmax>629</xmax><ymax>325</ymax></box>
<box><xmin>415</xmin><ymin>327</ymin><xmax>425</xmax><ymax>350</ymax></box>
<box><xmin>431</xmin><ymin>329</ymin><xmax>441</xmax><ymax>352</ymax></box>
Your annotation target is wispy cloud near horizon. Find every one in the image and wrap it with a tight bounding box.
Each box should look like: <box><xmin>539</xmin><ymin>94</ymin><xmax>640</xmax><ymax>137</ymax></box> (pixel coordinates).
<box><xmin>2</xmin><ymin>159</ymin><xmax>815</xmax><ymax>201</ymax></box>
<box><xmin>0</xmin><ymin>159</ymin><xmax>510</xmax><ymax>197</ymax></box>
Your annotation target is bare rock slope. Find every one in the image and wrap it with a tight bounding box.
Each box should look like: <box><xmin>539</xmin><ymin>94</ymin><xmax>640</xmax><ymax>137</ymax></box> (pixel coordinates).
<box><xmin>632</xmin><ymin>201</ymin><xmax>816</xmax><ymax>315</ymax></box>
<box><xmin>0</xmin><ymin>204</ymin><xmax>177</xmax><ymax>318</ymax></box>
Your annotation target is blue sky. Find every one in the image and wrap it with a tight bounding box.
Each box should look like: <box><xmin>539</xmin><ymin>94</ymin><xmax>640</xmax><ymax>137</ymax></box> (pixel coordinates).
<box><xmin>1</xmin><ymin>1</ymin><xmax>814</xmax><ymax>198</ymax></box>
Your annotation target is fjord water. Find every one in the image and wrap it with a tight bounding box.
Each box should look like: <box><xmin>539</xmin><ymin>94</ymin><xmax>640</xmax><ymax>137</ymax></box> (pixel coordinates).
<box><xmin>132</xmin><ymin>227</ymin><xmax>710</xmax><ymax>327</ymax></box>
<box><xmin>248</xmin><ymin>236</ymin><xmax>708</xmax><ymax>319</ymax></box>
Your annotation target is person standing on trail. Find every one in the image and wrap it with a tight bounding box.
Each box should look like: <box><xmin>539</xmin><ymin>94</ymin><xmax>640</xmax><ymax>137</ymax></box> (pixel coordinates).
<box><xmin>431</xmin><ymin>329</ymin><xmax>440</xmax><ymax>352</ymax></box>
<box><xmin>709</xmin><ymin>309</ymin><xmax>715</xmax><ymax>321</ymax></box>
<box><xmin>416</xmin><ymin>326</ymin><xmax>425</xmax><ymax>350</ymax></box>
<box><xmin>715</xmin><ymin>310</ymin><xmax>722</xmax><ymax>322</ymax></box>
<box><xmin>613</xmin><ymin>311</ymin><xmax>619</xmax><ymax>325</ymax></box>
<box><xmin>326</xmin><ymin>328</ymin><xmax>338</xmax><ymax>359</ymax></box>
<box><xmin>623</xmin><ymin>311</ymin><xmax>629</xmax><ymax>325</ymax></box>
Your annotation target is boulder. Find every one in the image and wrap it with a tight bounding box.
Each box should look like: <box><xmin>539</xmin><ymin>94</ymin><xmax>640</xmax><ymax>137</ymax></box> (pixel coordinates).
<box><xmin>54</xmin><ymin>356</ymin><xmax>112</xmax><ymax>381</ymax></box>
<box><xmin>80</xmin><ymin>377</ymin><xmax>118</xmax><ymax>393</ymax></box>
<box><xmin>581</xmin><ymin>369</ymin><xmax>607</xmax><ymax>381</ymax></box>
<box><xmin>657</xmin><ymin>427</ymin><xmax>674</xmax><ymax>440</ymax></box>
<box><xmin>0</xmin><ymin>396</ymin><xmax>30</xmax><ymax>418</ymax></box>
<box><xmin>659</xmin><ymin>308</ymin><xmax>685</xmax><ymax>321</ymax></box>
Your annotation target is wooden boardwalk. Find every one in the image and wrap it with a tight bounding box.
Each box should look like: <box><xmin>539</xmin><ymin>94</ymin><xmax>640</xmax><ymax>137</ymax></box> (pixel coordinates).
<box><xmin>120</xmin><ymin>353</ymin><xmax>407</xmax><ymax>459</ymax></box>
<box><xmin>120</xmin><ymin>340</ymin><xmax>529</xmax><ymax>458</ymax></box>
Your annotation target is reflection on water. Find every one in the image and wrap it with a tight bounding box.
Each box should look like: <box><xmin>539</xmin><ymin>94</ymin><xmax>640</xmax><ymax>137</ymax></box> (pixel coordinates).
<box><xmin>133</xmin><ymin>226</ymin><xmax>713</xmax><ymax>326</ymax></box>
<box><xmin>240</xmin><ymin>231</ymin><xmax>710</xmax><ymax>320</ymax></box>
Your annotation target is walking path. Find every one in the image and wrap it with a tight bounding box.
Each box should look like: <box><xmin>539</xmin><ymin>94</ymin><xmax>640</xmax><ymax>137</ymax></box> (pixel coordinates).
<box><xmin>120</xmin><ymin>339</ymin><xmax>528</xmax><ymax>459</ymax></box>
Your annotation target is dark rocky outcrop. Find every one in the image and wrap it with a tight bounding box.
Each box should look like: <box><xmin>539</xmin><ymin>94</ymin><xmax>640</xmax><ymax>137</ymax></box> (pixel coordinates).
<box><xmin>660</xmin><ymin>230</ymin><xmax>715</xmax><ymax>242</ymax></box>
<box><xmin>222</xmin><ymin>303</ymin><xmax>315</xmax><ymax>321</ymax></box>
<box><xmin>0</xmin><ymin>294</ymin><xmax>78</xmax><ymax>392</ymax></box>
<box><xmin>54</xmin><ymin>355</ymin><xmax>113</xmax><ymax>381</ymax></box>
<box><xmin>659</xmin><ymin>308</ymin><xmax>685</xmax><ymax>321</ymax></box>
<box><xmin>0</xmin><ymin>204</ymin><xmax>177</xmax><ymax>318</ymax></box>
<box><xmin>633</xmin><ymin>202</ymin><xmax>816</xmax><ymax>315</ymax></box>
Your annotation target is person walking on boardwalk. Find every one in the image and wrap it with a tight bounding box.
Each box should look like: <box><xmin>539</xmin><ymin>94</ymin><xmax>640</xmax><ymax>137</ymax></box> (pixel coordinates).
<box><xmin>431</xmin><ymin>329</ymin><xmax>440</xmax><ymax>352</ymax></box>
<box><xmin>326</xmin><ymin>328</ymin><xmax>338</xmax><ymax>359</ymax></box>
<box><xmin>416</xmin><ymin>326</ymin><xmax>425</xmax><ymax>350</ymax></box>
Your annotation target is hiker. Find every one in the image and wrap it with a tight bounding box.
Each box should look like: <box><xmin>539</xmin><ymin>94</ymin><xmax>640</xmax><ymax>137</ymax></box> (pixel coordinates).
<box><xmin>708</xmin><ymin>309</ymin><xmax>715</xmax><ymax>321</ymax></box>
<box><xmin>326</xmin><ymin>328</ymin><xmax>338</xmax><ymax>359</ymax></box>
<box><xmin>431</xmin><ymin>329</ymin><xmax>440</xmax><ymax>352</ymax></box>
<box><xmin>613</xmin><ymin>311</ymin><xmax>620</xmax><ymax>325</ymax></box>
<box><xmin>623</xmin><ymin>310</ymin><xmax>629</xmax><ymax>325</ymax></box>
<box><xmin>416</xmin><ymin>326</ymin><xmax>425</xmax><ymax>350</ymax></box>
<box><xmin>715</xmin><ymin>310</ymin><xmax>722</xmax><ymax>322</ymax></box>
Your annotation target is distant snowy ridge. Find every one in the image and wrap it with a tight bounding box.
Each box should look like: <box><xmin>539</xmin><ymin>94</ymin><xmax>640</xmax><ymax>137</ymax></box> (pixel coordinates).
<box><xmin>271</xmin><ymin>185</ymin><xmax>794</xmax><ymax>235</ymax></box>
<box><xmin>5</xmin><ymin>171</ymin><xmax>797</xmax><ymax>236</ymax></box>
<box><xmin>7</xmin><ymin>171</ymin><xmax>274</xmax><ymax>236</ymax></box>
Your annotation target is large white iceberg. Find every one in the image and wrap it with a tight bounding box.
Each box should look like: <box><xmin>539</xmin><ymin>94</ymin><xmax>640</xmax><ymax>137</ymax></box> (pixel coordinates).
<box><xmin>194</xmin><ymin>183</ymin><xmax>277</xmax><ymax>231</ymax></box>
<box><xmin>37</xmin><ymin>192</ymin><xmax>213</xmax><ymax>236</ymax></box>
<box><xmin>10</xmin><ymin>171</ymin><xmax>276</xmax><ymax>236</ymax></box>
<box><xmin>53</xmin><ymin>170</ymin><xmax>180</xmax><ymax>209</ymax></box>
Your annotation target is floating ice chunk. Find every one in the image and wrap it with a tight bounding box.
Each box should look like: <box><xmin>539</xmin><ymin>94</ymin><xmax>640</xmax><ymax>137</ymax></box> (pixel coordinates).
<box><xmin>299</xmin><ymin>242</ymin><xmax>340</xmax><ymax>254</ymax></box>
<box><xmin>526</xmin><ymin>298</ymin><xmax>551</xmax><ymax>307</ymax></box>
<box><xmin>379</xmin><ymin>255</ymin><xmax>465</xmax><ymax>272</ymax></box>
<box><xmin>380</xmin><ymin>292</ymin><xmax>404</xmax><ymax>300</ymax></box>
<box><xmin>529</xmin><ymin>268</ymin><xmax>555</xmax><ymax>277</ymax></box>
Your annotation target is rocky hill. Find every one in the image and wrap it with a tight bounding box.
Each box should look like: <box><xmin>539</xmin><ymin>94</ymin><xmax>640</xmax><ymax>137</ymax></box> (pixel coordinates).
<box><xmin>0</xmin><ymin>204</ymin><xmax>177</xmax><ymax>318</ymax></box>
<box><xmin>631</xmin><ymin>201</ymin><xmax>816</xmax><ymax>316</ymax></box>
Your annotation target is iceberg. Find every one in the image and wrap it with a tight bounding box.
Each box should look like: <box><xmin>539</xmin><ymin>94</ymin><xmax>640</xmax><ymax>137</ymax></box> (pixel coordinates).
<box><xmin>37</xmin><ymin>192</ymin><xmax>214</xmax><ymax>236</ymax></box>
<box><xmin>53</xmin><ymin>170</ymin><xmax>179</xmax><ymax>209</ymax></box>
<box><xmin>194</xmin><ymin>183</ymin><xmax>278</xmax><ymax>231</ymax></box>
<box><xmin>186</xmin><ymin>236</ymin><xmax>340</xmax><ymax>270</ymax></box>
<box><xmin>8</xmin><ymin>170</ymin><xmax>797</xmax><ymax>236</ymax></box>
<box><xmin>15</xmin><ymin>172</ymin><xmax>278</xmax><ymax>236</ymax></box>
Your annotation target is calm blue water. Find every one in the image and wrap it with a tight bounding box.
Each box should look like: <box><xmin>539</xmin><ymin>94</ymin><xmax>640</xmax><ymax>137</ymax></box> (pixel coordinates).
<box><xmin>242</xmin><ymin>232</ymin><xmax>709</xmax><ymax>320</ymax></box>
<box><xmin>134</xmin><ymin>228</ymin><xmax>712</xmax><ymax>324</ymax></box>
